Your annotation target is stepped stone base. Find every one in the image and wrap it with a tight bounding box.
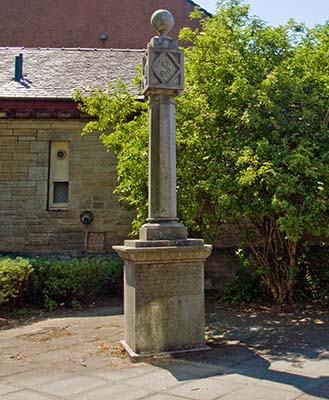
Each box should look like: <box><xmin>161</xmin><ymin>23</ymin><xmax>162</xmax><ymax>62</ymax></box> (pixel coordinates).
<box><xmin>113</xmin><ymin>241</ymin><xmax>212</xmax><ymax>358</ymax></box>
<box><xmin>121</xmin><ymin>340</ymin><xmax>211</xmax><ymax>363</ymax></box>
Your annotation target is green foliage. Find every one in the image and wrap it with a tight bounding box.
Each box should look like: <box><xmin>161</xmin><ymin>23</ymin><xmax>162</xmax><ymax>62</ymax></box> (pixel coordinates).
<box><xmin>0</xmin><ymin>257</ymin><xmax>33</xmax><ymax>307</ymax></box>
<box><xmin>75</xmin><ymin>1</ymin><xmax>329</xmax><ymax>304</ymax></box>
<box><xmin>0</xmin><ymin>256</ymin><xmax>123</xmax><ymax>311</ymax></box>
<box><xmin>297</xmin><ymin>246</ymin><xmax>329</xmax><ymax>306</ymax></box>
<box><xmin>29</xmin><ymin>256</ymin><xmax>123</xmax><ymax>310</ymax></box>
<box><xmin>219</xmin><ymin>249</ymin><xmax>267</xmax><ymax>305</ymax></box>
<box><xmin>74</xmin><ymin>82</ymin><xmax>149</xmax><ymax>235</ymax></box>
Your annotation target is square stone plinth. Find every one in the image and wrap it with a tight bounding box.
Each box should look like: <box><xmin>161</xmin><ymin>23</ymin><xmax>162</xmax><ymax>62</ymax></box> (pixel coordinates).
<box><xmin>113</xmin><ymin>243</ymin><xmax>211</xmax><ymax>358</ymax></box>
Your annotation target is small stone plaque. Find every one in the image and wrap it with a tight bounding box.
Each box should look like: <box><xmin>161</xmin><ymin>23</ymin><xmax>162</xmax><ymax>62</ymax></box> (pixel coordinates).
<box><xmin>87</xmin><ymin>232</ymin><xmax>106</xmax><ymax>253</ymax></box>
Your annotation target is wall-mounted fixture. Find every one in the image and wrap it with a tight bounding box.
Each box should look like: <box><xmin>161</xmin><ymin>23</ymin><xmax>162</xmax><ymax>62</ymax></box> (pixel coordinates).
<box><xmin>48</xmin><ymin>141</ymin><xmax>70</xmax><ymax>210</ymax></box>
<box><xmin>80</xmin><ymin>211</ymin><xmax>94</xmax><ymax>225</ymax></box>
<box><xmin>100</xmin><ymin>33</ymin><xmax>108</xmax><ymax>41</ymax></box>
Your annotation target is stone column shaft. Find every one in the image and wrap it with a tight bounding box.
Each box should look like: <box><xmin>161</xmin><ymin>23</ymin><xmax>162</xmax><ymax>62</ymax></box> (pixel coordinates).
<box><xmin>149</xmin><ymin>94</ymin><xmax>177</xmax><ymax>222</ymax></box>
<box><xmin>113</xmin><ymin>9</ymin><xmax>212</xmax><ymax>361</ymax></box>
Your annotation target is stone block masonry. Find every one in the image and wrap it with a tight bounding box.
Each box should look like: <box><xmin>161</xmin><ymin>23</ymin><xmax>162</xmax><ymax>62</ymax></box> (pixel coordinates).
<box><xmin>0</xmin><ymin>120</ymin><xmax>134</xmax><ymax>255</ymax></box>
<box><xmin>114</xmin><ymin>10</ymin><xmax>212</xmax><ymax>359</ymax></box>
<box><xmin>0</xmin><ymin>117</ymin><xmax>240</xmax><ymax>288</ymax></box>
<box><xmin>118</xmin><ymin>245</ymin><xmax>211</xmax><ymax>355</ymax></box>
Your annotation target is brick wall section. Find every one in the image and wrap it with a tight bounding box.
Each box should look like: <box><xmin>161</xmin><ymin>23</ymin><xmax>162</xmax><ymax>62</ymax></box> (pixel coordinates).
<box><xmin>0</xmin><ymin>0</ymin><xmax>204</xmax><ymax>49</ymax></box>
<box><xmin>0</xmin><ymin>120</ymin><xmax>134</xmax><ymax>255</ymax></box>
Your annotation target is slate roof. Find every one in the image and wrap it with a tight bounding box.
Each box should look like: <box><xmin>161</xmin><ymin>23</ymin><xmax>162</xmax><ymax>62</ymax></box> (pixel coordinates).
<box><xmin>0</xmin><ymin>48</ymin><xmax>144</xmax><ymax>99</ymax></box>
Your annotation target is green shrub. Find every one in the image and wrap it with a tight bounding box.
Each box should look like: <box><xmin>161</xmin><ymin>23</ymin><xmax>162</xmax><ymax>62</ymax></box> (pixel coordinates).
<box><xmin>0</xmin><ymin>257</ymin><xmax>33</xmax><ymax>307</ymax></box>
<box><xmin>29</xmin><ymin>256</ymin><xmax>123</xmax><ymax>310</ymax></box>
<box><xmin>297</xmin><ymin>246</ymin><xmax>329</xmax><ymax>306</ymax></box>
<box><xmin>219</xmin><ymin>249</ymin><xmax>267</xmax><ymax>305</ymax></box>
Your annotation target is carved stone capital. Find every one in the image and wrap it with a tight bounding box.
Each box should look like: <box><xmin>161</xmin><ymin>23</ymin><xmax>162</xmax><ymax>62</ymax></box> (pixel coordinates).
<box><xmin>142</xmin><ymin>45</ymin><xmax>184</xmax><ymax>96</ymax></box>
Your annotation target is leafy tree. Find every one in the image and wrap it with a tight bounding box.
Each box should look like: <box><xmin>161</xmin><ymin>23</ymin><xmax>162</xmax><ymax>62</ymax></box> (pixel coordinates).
<box><xmin>74</xmin><ymin>81</ymin><xmax>149</xmax><ymax>233</ymax></box>
<box><xmin>75</xmin><ymin>0</ymin><xmax>329</xmax><ymax>304</ymax></box>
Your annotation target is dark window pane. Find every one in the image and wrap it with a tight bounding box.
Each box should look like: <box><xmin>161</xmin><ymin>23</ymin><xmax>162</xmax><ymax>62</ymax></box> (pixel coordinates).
<box><xmin>53</xmin><ymin>182</ymin><xmax>69</xmax><ymax>203</ymax></box>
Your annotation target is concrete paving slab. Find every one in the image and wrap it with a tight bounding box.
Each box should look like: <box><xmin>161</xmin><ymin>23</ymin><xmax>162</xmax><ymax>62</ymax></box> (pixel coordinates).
<box><xmin>89</xmin><ymin>364</ymin><xmax>156</xmax><ymax>382</ymax></box>
<box><xmin>271</xmin><ymin>359</ymin><xmax>329</xmax><ymax>378</ymax></box>
<box><xmin>0</xmin><ymin>360</ymin><xmax>41</xmax><ymax>378</ymax></box>
<box><xmin>1</xmin><ymin>341</ymin><xmax>48</xmax><ymax>360</ymax></box>
<box><xmin>0</xmin><ymin>389</ymin><xmax>62</xmax><ymax>399</ymax></box>
<box><xmin>127</xmin><ymin>368</ymin><xmax>186</xmax><ymax>392</ymax></box>
<box><xmin>153</xmin><ymin>360</ymin><xmax>226</xmax><ymax>380</ymax></box>
<box><xmin>31</xmin><ymin>375</ymin><xmax>108</xmax><ymax>397</ymax></box>
<box><xmin>225</xmin><ymin>365</ymin><xmax>269</xmax><ymax>381</ymax></box>
<box><xmin>296</xmin><ymin>380</ymin><xmax>329</xmax><ymax>399</ymax></box>
<box><xmin>0</xmin><ymin>339</ymin><xmax>26</xmax><ymax>351</ymax></box>
<box><xmin>212</xmin><ymin>372</ymin><xmax>265</xmax><ymax>385</ymax></box>
<box><xmin>19</xmin><ymin>347</ymin><xmax>84</xmax><ymax>368</ymax></box>
<box><xmin>0</xmin><ymin>384</ymin><xmax>19</xmax><ymax>396</ymax></box>
<box><xmin>141</xmin><ymin>394</ymin><xmax>193</xmax><ymax>400</ymax></box>
<box><xmin>1</xmin><ymin>367</ymin><xmax>77</xmax><ymax>389</ymax></box>
<box><xmin>218</xmin><ymin>384</ymin><xmax>301</xmax><ymax>400</ymax></box>
<box><xmin>255</xmin><ymin>369</ymin><xmax>329</xmax><ymax>393</ymax></box>
<box><xmin>166</xmin><ymin>375</ymin><xmax>245</xmax><ymax>400</ymax></box>
<box><xmin>1</xmin><ymin>304</ymin><xmax>329</xmax><ymax>400</ymax></box>
<box><xmin>68</xmin><ymin>383</ymin><xmax>152</xmax><ymax>400</ymax></box>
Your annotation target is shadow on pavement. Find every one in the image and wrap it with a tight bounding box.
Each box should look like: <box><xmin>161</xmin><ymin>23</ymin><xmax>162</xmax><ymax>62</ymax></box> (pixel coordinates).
<box><xmin>205</xmin><ymin>306</ymin><xmax>329</xmax><ymax>361</ymax></box>
<box><xmin>150</xmin><ymin>307</ymin><xmax>329</xmax><ymax>398</ymax></box>
<box><xmin>51</xmin><ymin>305</ymin><xmax>123</xmax><ymax>319</ymax></box>
<box><xmin>151</xmin><ymin>343</ymin><xmax>329</xmax><ymax>398</ymax></box>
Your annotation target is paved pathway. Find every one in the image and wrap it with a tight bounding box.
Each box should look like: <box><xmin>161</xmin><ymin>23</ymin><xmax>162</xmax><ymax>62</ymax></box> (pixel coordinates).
<box><xmin>0</xmin><ymin>305</ymin><xmax>329</xmax><ymax>399</ymax></box>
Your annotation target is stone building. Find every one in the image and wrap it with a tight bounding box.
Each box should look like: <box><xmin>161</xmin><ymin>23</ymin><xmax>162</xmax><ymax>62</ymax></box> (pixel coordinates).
<box><xmin>0</xmin><ymin>47</ymin><xmax>236</xmax><ymax>288</ymax></box>
<box><xmin>0</xmin><ymin>48</ymin><xmax>143</xmax><ymax>255</ymax></box>
<box><xmin>0</xmin><ymin>1</ymin><xmax>210</xmax><ymax>256</ymax></box>
<box><xmin>0</xmin><ymin>0</ymin><xmax>208</xmax><ymax>49</ymax></box>
<box><xmin>0</xmin><ymin>2</ymin><xmax>238</xmax><ymax>287</ymax></box>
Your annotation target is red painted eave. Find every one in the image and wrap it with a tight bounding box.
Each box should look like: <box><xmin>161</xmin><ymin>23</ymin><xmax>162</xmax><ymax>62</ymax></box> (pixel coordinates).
<box><xmin>0</xmin><ymin>98</ymin><xmax>78</xmax><ymax>111</ymax></box>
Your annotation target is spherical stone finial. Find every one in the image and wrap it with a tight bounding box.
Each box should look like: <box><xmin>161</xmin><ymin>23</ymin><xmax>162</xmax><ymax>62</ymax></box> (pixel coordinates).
<box><xmin>151</xmin><ymin>9</ymin><xmax>174</xmax><ymax>36</ymax></box>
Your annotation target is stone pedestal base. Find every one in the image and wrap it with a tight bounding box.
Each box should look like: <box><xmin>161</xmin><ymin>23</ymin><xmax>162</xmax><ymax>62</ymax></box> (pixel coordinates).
<box><xmin>113</xmin><ymin>241</ymin><xmax>212</xmax><ymax>359</ymax></box>
<box><xmin>121</xmin><ymin>339</ymin><xmax>210</xmax><ymax>363</ymax></box>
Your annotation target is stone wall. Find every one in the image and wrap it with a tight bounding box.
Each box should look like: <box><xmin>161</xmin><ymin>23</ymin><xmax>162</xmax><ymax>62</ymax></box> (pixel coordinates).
<box><xmin>205</xmin><ymin>248</ymin><xmax>240</xmax><ymax>291</ymax></box>
<box><xmin>0</xmin><ymin>118</ymin><xmax>240</xmax><ymax>289</ymax></box>
<box><xmin>0</xmin><ymin>119</ymin><xmax>134</xmax><ymax>255</ymax></box>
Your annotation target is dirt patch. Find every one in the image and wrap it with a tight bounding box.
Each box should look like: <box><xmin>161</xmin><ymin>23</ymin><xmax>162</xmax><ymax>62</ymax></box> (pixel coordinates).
<box><xmin>0</xmin><ymin>318</ymin><xmax>12</xmax><ymax>329</ymax></box>
<box><xmin>17</xmin><ymin>325</ymin><xmax>73</xmax><ymax>342</ymax></box>
<box><xmin>97</xmin><ymin>341</ymin><xmax>132</xmax><ymax>368</ymax></box>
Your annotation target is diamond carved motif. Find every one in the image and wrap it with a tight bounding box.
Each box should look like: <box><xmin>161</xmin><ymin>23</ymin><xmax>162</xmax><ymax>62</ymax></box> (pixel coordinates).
<box><xmin>153</xmin><ymin>52</ymin><xmax>180</xmax><ymax>84</ymax></box>
<box><xmin>143</xmin><ymin>46</ymin><xmax>184</xmax><ymax>95</ymax></box>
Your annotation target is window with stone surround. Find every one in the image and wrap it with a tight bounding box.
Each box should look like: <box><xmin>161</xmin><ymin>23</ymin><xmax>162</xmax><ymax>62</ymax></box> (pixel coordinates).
<box><xmin>48</xmin><ymin>141</ymin><xmax>70</xmax><ymax>210</ymax></box>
